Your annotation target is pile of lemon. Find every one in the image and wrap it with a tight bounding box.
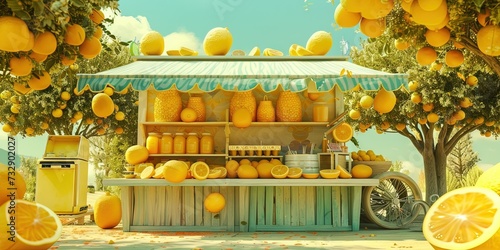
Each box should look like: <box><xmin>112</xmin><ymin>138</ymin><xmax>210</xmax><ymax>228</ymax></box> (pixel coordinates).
<box><xmin>351</xmin><ymin>149</ymin><xmax>385</xmax><ymax>161</ymax></box>
<box><xmin>139</xmin><ymin>28</ymin><xmax>333</xmax><ymax>57</ymax></box>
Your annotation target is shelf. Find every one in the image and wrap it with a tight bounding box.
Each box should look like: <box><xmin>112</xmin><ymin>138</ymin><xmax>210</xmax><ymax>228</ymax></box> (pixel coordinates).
<box><xmin>149</xmin><ymin>154</ymin><xmax>227</xmax><ymax>157</ymax></box>
<box><xmin>229</xmin><ymin>122</ymin><xmax>329</xmax><ymax>127</ymax></box>
<box><xmin>228</xmin><ymin>155</ymin><xmax>283</xmax><ymax>159</ymax></box>
<box><xmin>141</xmin><ymin>122</ymin><xmax>227</xmax><ymax>126</ymax></box>
<box><xmin>318</xmin><ymin>152</ymin><xmax>350</xmax><ymax>156</ymax></box>
<box><xmin>104</xmin><ymin>178</ymin><xmax>379</xmax><ymax>187</ymax></box>
<box><xmin>141</xmin><ymin>122</ymin><xmax>330</xmax><ymax>127</ymax></box>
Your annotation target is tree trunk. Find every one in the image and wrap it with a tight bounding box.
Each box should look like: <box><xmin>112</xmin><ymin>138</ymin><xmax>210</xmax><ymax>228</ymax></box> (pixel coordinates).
<box><xmin>422</xmin><ymin>143</ymin><xmax>448</xmax><ymax>202</ymax></box>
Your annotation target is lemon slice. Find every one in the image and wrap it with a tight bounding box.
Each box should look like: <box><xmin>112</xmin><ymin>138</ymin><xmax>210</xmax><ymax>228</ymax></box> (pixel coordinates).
<box><xmin>192</xmin><ymin>161</ymin><xmax>210</xmax><ymax>180</ymax></box>
<box><xmin>302</xmin><ymin>173</ymin><xmax>319</xmax><ymax>179</ymax></box>
<box><xmin>140</xmin><ymin>166</ymin><xmax>155</xmax><ymax>179</ymax></box>
<box><xmin>332</xmin><ymin>122</ymin><xmax>354</xmax><ymax>143</ymax></box>
<box><xmin>335</xmin><ymin>165</ymin><xmax>352</xmax><ymax>179</ymax></box>
<box><xmin>287</xmin><ymin>167</ymin><xmax>302</xmax><ymax>178</ymax></box>
<box><xmin>295</xmin><ymin>45</ymin><xmax>314</xmax><ymax>56</ymax></box>
<box><xmin>153</xmin><ymin>165</ymin><xmax>166</xmax><ymax>179</ymax></box>
<box><xmin>289</xmin><ymin>44</ymin><xmax>298</xmax><ymax>56</ymax></box>
<box><xmin>248</xmin><ymin>46</ymin><xmax>260</xmax><ymax>56</ymax></box>
<box><xmin>319</xmin><ymin>169</ymin><xmax>340</xmax><ymax>179</ymax></box>
<box><xmin>166</xmin><ymin>50</ymin><xmax>181</xmax><ymax>56</ymax></box>
<box><xmin>207</xmin><ymin>168</ymin><xmax>222</xmax><ymax>179</ymax></box>
<box><xmin>263</xmin><ymin>48</ymin><xmax>284</xmax><ymax>56</ymax></box>
<box><xmin>271</xmin><ymin>165</ymin><xmax>289</xmax><ymax>179</ymax></box>
<box><xmin>213</xmin><ymin>166</ymin><xmax>227</xmax><ymax>178</ymax></box>
<box><xmin>179</xmin><ymin>47</ymin><xmax>197</xmax><ymax>56</ymax></box>
<box><xmin>232</xmin><ymin>49</ymin><xmax>246</xmax><ymax>56</ymax></box>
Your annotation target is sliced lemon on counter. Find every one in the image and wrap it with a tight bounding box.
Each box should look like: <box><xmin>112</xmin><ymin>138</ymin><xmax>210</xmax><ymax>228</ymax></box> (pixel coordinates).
<box><xmin>166</xmin><ymin>50</ymin><xmax>181</xmax><ymax>56</ymax></box>
<box><xmin>231</xmin><ymin>49</ymin><xmax>246</xmax><ymax>56</ymax></box>
<box><xmin>335</xmin><ymin>165</ymin><xmax>352</xmax><ymax>179</ymax></box>
<box><xmin>271</xmin><ymin>165</ymin><xmax>289</xmax><ymax>179</ymax></box>
<box><xmin>319</xmin><ymin>169</ymin><xmax>340</xmax><ymax>179</ymax></box>
<box><xmin>191</xmin><ymin>161</ymin><xmax>210</xmax><ymax>180</ymax></box>
<box><xmin>295</xmin><ymin>45</ymin><xmax>314</xmax><ymax>56</ymax></box>
<box><xmin>249</xmin><ymin>46</ymin><xmax>260</xmax><ymax>56</ymax></box>
<box><xmin>263</xmin><ymin>48</ymin><xmax>283</xmax><ymax>56</ymax></box>
<box><xmin>179</xmin><ymin>47</ymin><xmax>197</xmax><ymax>56</ymax></box>
<box><xmin>287</xmin><ymin>167</ymin><xmax>302</xmax><ymax>178</ymax></box>
<box><xmin>207</xmin><ymin>168</ymin><xmax>222</xmax><ymax>179</ymax></box>
<box><xmin>140</xmin><ymin>166</ymin><xmax>155</xmax><ymax>179</ymax></box>
<box><xmin>289</xmin><ymin>44</ymin><xmax>298</xmax><ymax>56</ymax></box>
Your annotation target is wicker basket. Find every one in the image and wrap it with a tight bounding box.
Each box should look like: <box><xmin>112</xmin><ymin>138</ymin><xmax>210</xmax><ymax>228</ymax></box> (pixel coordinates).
<box><xmin>352</xmin><ymin>161</ymin><xmax>392</xmax><ymax>176</ymax></box>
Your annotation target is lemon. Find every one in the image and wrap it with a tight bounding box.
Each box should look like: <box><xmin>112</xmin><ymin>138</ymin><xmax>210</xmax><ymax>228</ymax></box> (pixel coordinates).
<box><xmin>207</xmin><ymin>168</ymin><xmax>222</xmax><ymax>179</ymax></box>
<box><xmin>203</xmin><ymin>27</ymin><xmax>233</xmax><ymax>56</ymax></box>
<box><xmin>231</xmin><ymin>49</ymin><xmax>245</xmax><ymax>56</ymax></box>
<box><xmin>179</xmin><ymin>46</ymin><xmax>197</xmax><ymax>56</ymax></box>
<box><xmin>295</xmin><ymin>45</ymin><xmax>314</xmax><ymax>56</ymax></box>
<box><xmin>166</xmin><ymin>50</ymin><xmax>181</xmax><ymax>56</ymax></box>
<box><xmin>476</xmin><ymin>163</ymin><xmax>500</xmax><ymax>195</ymax></box>
<box><xmin>287</xmin><ymin>167</ymin><xmax>302</xmax><ymax>178</ymax></box>
<box><xmin>306</xmin><ymin>31</ymin><xmax>333</xmax><ymax>55</ymax></box>
<box><xmin>289</xmin><ymin>44</ymin><xmax>298</xmax><ymax>56</ymax></box>
<box><xmin>263</xmin><ymin>48</ymin><xmax>283</xmax><ymax>56</ymax></box>
<box><xmin>271</xmin><ymin>165</ymin><xmax>289</xmax><ymax>179</ymax></box>
<box><xmin>140</xmin><ymin>31</ymin><xmax>164</xmax><ymax>55</ymax></box>
<box><xmin>248</xmin><ymin>47</ymin><xmax>260</xmax><ymax>56</ymax></box>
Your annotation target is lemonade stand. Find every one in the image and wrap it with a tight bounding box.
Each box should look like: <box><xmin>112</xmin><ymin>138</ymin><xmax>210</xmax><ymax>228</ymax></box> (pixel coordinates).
<box><xmin>78</xmin><ymin>55</ymin><xmax>408</xmax><ymax>232</ymax></box>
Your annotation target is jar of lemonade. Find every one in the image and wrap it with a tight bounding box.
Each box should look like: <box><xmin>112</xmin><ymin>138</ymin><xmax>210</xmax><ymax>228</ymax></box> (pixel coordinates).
<box><xmin>186</xmin><ymin>133</ymin><xmax>199</xmax><ymax>154</ymax></box>
<box><xmin>159</xmin><ymin>133</ymin><xmax>173</xmax><ymax>154</ymax></box>
<box><xmin>146</xmin><ymin>132</ymin><xmax>160</xmax><ymax>154</ymax></box>
<box><xmin>313</xmin><ymin>102</ymin><xmax>329</xmax><ymax>122</ymax></box>
<box><xmin>200</xmin><ymin>132</ymin><xmax>214</xmax><ymax>154</ymax></box>
<box><xmin>173</xmin><ymin>133</ymin><xmax>186</xmax><ymax>154</ymax></box>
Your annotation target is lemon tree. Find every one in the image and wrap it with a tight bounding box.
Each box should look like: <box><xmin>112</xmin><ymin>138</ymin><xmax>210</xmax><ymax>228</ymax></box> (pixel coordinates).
<box><xmin>342</xmin><ymin>29</ymin><xmax>500</xmax><ymax>201</ymax></box>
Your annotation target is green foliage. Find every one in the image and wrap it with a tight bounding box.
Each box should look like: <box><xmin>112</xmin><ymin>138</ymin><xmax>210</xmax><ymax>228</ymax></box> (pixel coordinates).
<box><xmin>18</xmin><ymin>156</ymin><xmax>38</xmax><ymax>201</ymax></box>
<box><xmin>447</xmin><ymin>166</ymin><xmax>484</xmax><ymax>191</ymax></box>
<box><xmin>447</xmin><ymin>133</ymin><xmax>479</xmax><ymax>179</ymax></box>
<box><xmin>389</xmin><ymin>161</ymin><xmax>410</xmax><ymax>176</ymax></box>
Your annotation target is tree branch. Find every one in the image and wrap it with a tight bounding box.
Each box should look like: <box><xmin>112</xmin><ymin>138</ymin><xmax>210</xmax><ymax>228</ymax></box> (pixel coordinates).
<box><xmin>397</xmin><ymin>127</ymin><xmax>424</xmax><ymax>154</ymax></box>
<box><xmin>456</xmin><ymin>34</ymin><xmax>500</xmax><ymax>76</ymax></box>
<box><xmin>444</xmin><ymin>124</ymin><xmax>480</xmax><ymax>154</ymax></box>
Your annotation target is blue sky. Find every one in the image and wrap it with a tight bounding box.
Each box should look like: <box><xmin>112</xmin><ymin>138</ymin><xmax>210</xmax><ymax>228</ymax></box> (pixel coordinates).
<box><xmin>1</xmin><ymin>0</ymin><xmax>498</xmax><ymax>184</ymax></box>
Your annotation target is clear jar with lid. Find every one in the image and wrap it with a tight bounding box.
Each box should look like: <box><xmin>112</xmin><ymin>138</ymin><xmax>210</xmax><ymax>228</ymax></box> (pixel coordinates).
<box><xmin>186</xmin><ymin>133</ymin><xmax>199</xmax><ymax>154</ymax></box>
<box><xmin>173</xmin><ymin>132</ymin><xmax>186</xmax><ymax>154</ymax></box>
<box><xmin>200</xmin><ymin>132</ymin><xmax>214</xmax><ymax>154</ymax></box>
<box><xmin>313</xmin><ymin>102</ymin><xmax>329</xmax><ymax>122</ymax></box>
<box><xmin>146</xmin><ymin>132</ymin><xmax>160</xmax><ymax>154</ymax></box>
<box><xmin>159</xmin><ymin>132</ymin><xmax>173</xmax><ymax>154</ymax></box>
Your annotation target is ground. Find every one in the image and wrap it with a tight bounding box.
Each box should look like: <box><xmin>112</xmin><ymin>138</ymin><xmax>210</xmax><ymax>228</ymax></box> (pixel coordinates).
<box><xmin>50</xmin><ymin>191</ymin><xmax>433</xmax><ymax>249</ymax></box>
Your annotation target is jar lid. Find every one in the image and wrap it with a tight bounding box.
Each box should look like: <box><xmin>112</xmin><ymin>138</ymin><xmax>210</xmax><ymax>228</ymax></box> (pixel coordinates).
<box><xmin>175</xmin><ymin>132</ymin><xmax>185</xmax><ymax>135</ymax></box>
<box><xmin>201</xmin><ymin>132</ymin><xmax>211</xmax><ymax>135</ymax></box>
<box><xmin>148</xmin><ymin>132</ymin><xmax>161</xmax><ymax>136</ymax></box>
<box><xmin>162</xmin><ymin>132</ymin><xmax>172</xmax><ymax>135</ymax></box>
<box><xmin>187</xmin><ymin>132</ymin><xmax>198</xmax><ymax>136</ymax></box>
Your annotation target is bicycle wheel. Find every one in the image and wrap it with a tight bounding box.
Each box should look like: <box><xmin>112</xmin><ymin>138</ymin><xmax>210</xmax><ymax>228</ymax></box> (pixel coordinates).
<box><xmin>362</xmin><ymin>171</ymin><xmax>423</xmax><ymax>229</ymax></box>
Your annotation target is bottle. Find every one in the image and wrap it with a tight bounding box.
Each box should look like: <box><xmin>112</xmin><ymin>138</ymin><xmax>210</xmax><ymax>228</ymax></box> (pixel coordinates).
<box><xmin>159</xmin><ymin>133</ymin><xmax>173</xmax><ymax>154</ymax></box>
<box><xmin>322</xmin><ymin>135</ymin><xmax>329</xmax><ymax>153</ymax></box>
<box><xmin>146</xmin><ymin>132</ymin><xmax>160</xmax><ymax>154</ymax></box>
<box><xmin>200</xmin><ymin>132</ymin><xmax>214</xmax><ymax>154</ymax></box>
<box><xmin>313</xmin><ymin>102</ymin><xmax>329</xmax><ymax>122</ymax></box>
<box><xmin>186</xmin><ymin>133</ymin><xmax>200</xmax><ymax>154</ymax></box>
<box><xmin>173</xmin><ymin>133</ymin><xmax>186</xmax><ymax>154</ymax></box>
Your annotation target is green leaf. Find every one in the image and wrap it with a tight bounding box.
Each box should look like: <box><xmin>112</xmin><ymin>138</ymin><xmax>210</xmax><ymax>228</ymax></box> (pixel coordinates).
<box><xmin>13</xmin><ymin>10</ymin><xmax>31</xmax><ymax>20</ymax></box>
<box><xmin>473</xmin><ymin>0</ymin><xmax>485</xmax><ymax>8</ymax></box>
<box><xmin>70</xmin><ymin>0</ymin><xmax>85</xmax><ymax>7</ymax></box>
<box><xmin>33</xmin><ymin>0</ymin><xmax>44</xmax><ymax>16</ymax></box>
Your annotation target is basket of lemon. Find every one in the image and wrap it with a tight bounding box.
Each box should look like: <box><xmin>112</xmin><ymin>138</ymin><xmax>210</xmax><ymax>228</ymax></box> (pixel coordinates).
<box><xmin>351</xmin><ymin>150</ymin><xmax>391</xmax><ymax>176</ymax></box>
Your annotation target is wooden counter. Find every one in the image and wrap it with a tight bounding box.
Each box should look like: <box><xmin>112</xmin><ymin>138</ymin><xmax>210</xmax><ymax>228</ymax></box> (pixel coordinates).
<box><xmin>103</xmin><ymin>178</ymin><xmax>379</xmax><ymax>232</ymax></box>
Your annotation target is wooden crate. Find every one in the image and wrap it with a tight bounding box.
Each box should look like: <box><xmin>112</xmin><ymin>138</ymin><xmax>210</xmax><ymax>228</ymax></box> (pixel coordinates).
<box><xmin>123</xmin><ymin>186</ymin><xmax>242</xmax><ymax>232</ymax></box>
<box><xmin>248</xmin><ymin>186</ymin><xmax>353</xmax><ymax>231</ymax></box>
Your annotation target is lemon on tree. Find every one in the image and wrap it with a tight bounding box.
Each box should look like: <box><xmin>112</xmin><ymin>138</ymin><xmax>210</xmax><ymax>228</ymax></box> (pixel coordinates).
<box><xmin>92</xmin><ymin>93</ymin><xmax>115</xmax><ymax>118</ymax></box>
<box><xmin>203</xmin><ymin>27</ymin><xmax>233</xmax><ymax>56</ymax></box>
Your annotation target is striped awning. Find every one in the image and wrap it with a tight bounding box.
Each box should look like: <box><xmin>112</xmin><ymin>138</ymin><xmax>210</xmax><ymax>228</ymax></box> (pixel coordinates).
<box><xmin>77</xmin><ymin>56</ymin><xmax>408</xmax><ymax>92</ymax></box>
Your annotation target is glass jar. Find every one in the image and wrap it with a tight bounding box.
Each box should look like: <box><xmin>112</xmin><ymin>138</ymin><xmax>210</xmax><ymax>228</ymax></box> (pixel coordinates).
<box><xmin>173</xmin><ymin>133</ymin><xmax>186</xmax><ymax>154</ymax></box>
<box><xmin>200</xmin><ymin>132</ymin><xmax>214</xmax><ymax>154</ymax></box>
<box><xmin>186</xmin><ymin>133</ymin><xmax>199</xmax><ymax>154</ymax></box>
<box><xmin>146</xmin><ymin>132</ymin><xmax>160</xmax><ymax>154</ymax></box>
<box><xmin>313</xmin><ymin>102</ymin><xmax>329</xmax><ymax>122</ymax></box>
<box><xmin>159</xmin><ymin>133</ymin><xmax>173</xmax><ymax>154</ymax></box>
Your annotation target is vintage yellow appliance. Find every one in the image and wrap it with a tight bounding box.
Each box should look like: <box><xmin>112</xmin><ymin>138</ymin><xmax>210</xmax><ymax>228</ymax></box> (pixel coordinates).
<box><xmin>35</xmin><ymin>135</ymin><xmax>89</xmax><ymax>214</ymax></box>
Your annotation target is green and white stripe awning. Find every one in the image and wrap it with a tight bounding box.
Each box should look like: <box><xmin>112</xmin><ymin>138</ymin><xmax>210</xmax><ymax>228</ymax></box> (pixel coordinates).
<box><xmin>77</xmin><ymin>56</ymin><xmax>408</xmax><ymax>93</ymax></box>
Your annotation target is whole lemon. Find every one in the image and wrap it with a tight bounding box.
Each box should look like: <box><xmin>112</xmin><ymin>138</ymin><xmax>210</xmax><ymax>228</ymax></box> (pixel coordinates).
<box><xmin>140</xmin><ymin>31</ymin><xmax>165</xmax><ymax>55</ymax></box>
<box><xmin>203</xmin><ymin>27</ymin><xmax>233</xmax><ymax>56</ymax></box>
